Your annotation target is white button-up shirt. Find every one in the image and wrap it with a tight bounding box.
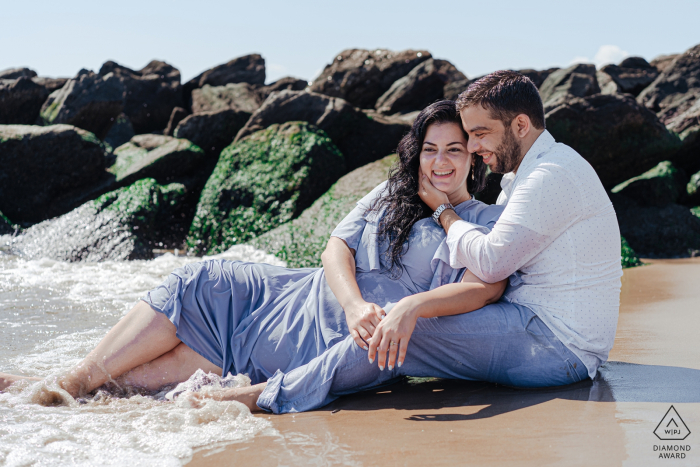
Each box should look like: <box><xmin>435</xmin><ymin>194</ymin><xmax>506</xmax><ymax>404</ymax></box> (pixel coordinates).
<box><xmin>446</xmin><ymin>130</ymin><xmax>622</xmax><ymax>378</ymax></box>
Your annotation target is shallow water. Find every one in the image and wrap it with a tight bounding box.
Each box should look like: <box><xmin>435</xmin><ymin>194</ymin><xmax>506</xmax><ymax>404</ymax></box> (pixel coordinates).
<box><xmin>0</xmin><ymin>245</ymin><xmax>286</xmax><ymax>466</ymax></box>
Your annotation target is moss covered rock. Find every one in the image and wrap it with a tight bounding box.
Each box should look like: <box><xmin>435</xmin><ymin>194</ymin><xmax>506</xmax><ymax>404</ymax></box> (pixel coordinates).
<box><xmin>7</xmin><ymin>178</ymin><xmax>186</xmax><ymax>261</ymax></box>
<box><xmin>188</xmin><ymin>121</ymin><xmax>346</xmax><ymax>255</ymax></box>
<box><xmin>621</xmin><ymin>236</ymin><xmax>642</xmax><ymax>268</ymax></box>
<box><xmin>612</xmin><ymin>161</ymin><xmax>687</xmax><ymax>207</ymax></box>
<box><xmin>686</xmin><ymin>170</ymin><xmax>700</xmax><ymax>206</ymax></box>
<box><xmin>249</xmin><ymin>155</ymin><xmax>395</xmax><ymax>267</ymax></box>
<box><xmin>546</xmin><ymin>94</ymin><xmax>681</xmax><ymax>189</ymax></box>
<box><xmin>0</xmin><ymin>210</ymin><xmax>15</xmax><ymax>235</ymax></box>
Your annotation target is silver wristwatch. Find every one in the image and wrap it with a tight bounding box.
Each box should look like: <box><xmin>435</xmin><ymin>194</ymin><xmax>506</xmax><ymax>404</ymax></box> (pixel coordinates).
<box><xmin>432</xmin><ymin>203</ymin><xmax>454</xmax><ymax>227</ymax></box>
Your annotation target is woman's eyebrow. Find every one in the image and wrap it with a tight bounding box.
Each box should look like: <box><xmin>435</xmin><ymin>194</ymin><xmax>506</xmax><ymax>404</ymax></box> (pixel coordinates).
<box><xmin>423</xmin><ymin>141</ymin><xmax>437</xmax><ymax>146</ymax></box>
<box><xmin>447</xmin><ymin>141</ymin><xmax>466</xmax><ymax>147</ymax></box>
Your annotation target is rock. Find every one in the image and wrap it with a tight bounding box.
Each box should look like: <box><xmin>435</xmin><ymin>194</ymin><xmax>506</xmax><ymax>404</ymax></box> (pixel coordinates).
<box><xmin>665</xmin><ymin>98</ymin><xmax>700</xmax><ymax>175</ymax></box>
<box><xmin>183</xmin><ymin>54</ymin><xmax>266</xmax><ymax>107</ymax></box>
<box><xmin>545</xmin><ymin>94</ymin><xmax>680</xmax><ymax>188</ymax></box>
<box><xmin>518</xmin><ymin>68</ymin><xmax>560</xmax><ymax>88</ymax></box>
<box><xmin>375</xmin><ymin>59</ymin><xmax>467</xmax><ymax>114</ymax></box>
<box><xmin>98</xmin><ymin>60</ymin><xmax>183</xmax><ymax>134</ymax></box>
<box><xmin>687</xmin><ymin>170</ymin><xmax>700</xmax><ymax>206</ymax></box>
<box><xmin>235</xmin><ymin>90</ymin><xmax>410</xmax><ymax>170</ymax></box>
<box><xmin>611</xmin><ymin>161</ymin><xmax>687</xmax><ymax>207</ymax></box>
<box><xmin>103</xmin><ymin>113</ymin><xmax>135</xmax><ymax>150</ymax></box>
<box><xmin>0</xmin><ymin>210</ymin><xmax>15</xmax><ymax>235</ymax></box>
<box><xmin>164</xmin><ymin>107</ymin><xmax>188</xmax><ymax>136</ymax></box>
<box><xmin>250</xmin><ymin>155</ymin><xmax>395</xmax><ymax>267</ymax></box>
<box><xmin>638</xmin><ymin>43</ymin><xmax>700</xmax><ymax>126</ymax></box>
<box><xmin>539</xmin><ymin>63</ymin><xmax>600</xmax><ymax>109</ymax></box>
<box><xmin>0</xmin><ymin>77</ymin><xmax>49</xmax><ymax>124</ymax></box>
<box><xmin>39</xmin><ymin>70</ymin><xmax>124</xmax><ymax>139</ymax></box>
<box><xmin>108</xmin><ymin>135</ymin><xmax>206</xmax><ymax>187</ymax></box>
<box><xmin>0</xmin><ymin>68</ymin><xmax>37</xmax><ymax>80</ymax></box>
<box><xmin>32</xmin><ymin>77</ymin><xmax>69</xmax><ymax>93</ymax></box>
<box><xmin>174</xmin><ymin>108</ymin><xmax>251</xmax><ymax>157</ymax></box>
<box><xmin>443</xmin><ymin>78</ymin><xmax>472</xmax><ymax>101</ymax></box>
<box><xmin>612</xmin><ymin>194</ymin><xmax>700</xmax><ymax>258</ymax></box>
<box><xmin>310</xmin><ymin>49</ymin><xmax>431</xmax><ymax>109</ymax></box>
<box><xmin>597</xmin><ymin>57</ymin><xmax>659</xmax><ymax>97</ymax></box>
<box><xmin>191</xmin><ymin>83</ymin><xmax>262</xmax><ymax>114</ymax></box>
<box><xmin>256</xmin><ymin>77</ymin><xmax>307</xmax><ymax>102</ymax></box>
<box><xmin>187</xmin><ymin>121</ymin><xmax>346</xmax><ymax>255</ymax></box>
<box><xmin>650</xmin><ymin>54</ymin><xmax>680</xmax><ymax>74</ymax></box>
<box><xmin>621</xmin><ymin>236</ymin><xmax>642</xmax><ymax>268</ymax></box>
<box><xmin>7</xmin><ymin>178</ymin><xmax>188</xmax><ymax>261</ymax></box>
<box><xmin>0</xmin><ymin>124</ymin><xmax>114</xmax><ymax>223</ymax></box>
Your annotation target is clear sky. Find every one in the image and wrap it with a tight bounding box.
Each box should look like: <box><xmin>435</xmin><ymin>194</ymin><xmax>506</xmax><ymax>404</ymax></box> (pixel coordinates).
<box><xmin>3</xmin><ymin>0</ymin><xmax>699</xmax><ymax>84</ymax></box>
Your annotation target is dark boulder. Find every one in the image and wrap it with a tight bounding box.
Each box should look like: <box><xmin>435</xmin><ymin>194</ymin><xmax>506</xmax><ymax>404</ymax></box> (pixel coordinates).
<box><xmin>103</xmin><ymin>113</ymin><xmax>135</xmax><ymax>150</ymax></box>
<box><xmin>0</xmin><ymin>124</ymin><xmax>114</xmax><ymax>223</ymax></box>
<box><xmin>518</xmin><ymin>68</ymin><xmax>560</xmax><ymax>89</ymax></box>
<box><xmin>0</xmin><ymin>68</ymin><xmax>37</xmax><ymax>80</ymax></box>
<box><xmin>539</xmin><ymin>63</ymin><xmax>600</xmax><ymax>110</ymax></box>
<box><xmin>597</xmin><ymin>57</ymin><xmax>659</xmax><ymax>97</ymax></box>
<box><xmin>174</xmin><ymin>108</ymin><xmax>251</xmax><ymax>157</ymax></box>
<box><xmin>256</xmin><ymin>77</ymin><xmax>307</xmax><ymax>102</ymax></box>
<box><xmin>545</xmin><ymin>94</ymin><xmax>680</xmax><ymax>188</ymax></box>
<box><xmin>183</xmin><ymin>54</ymin><xmax>266</xmax><ymax>108</ymax></box>
<box><xmin>687</xmin><ymin>170</ymin><xmax>700</xmax><ymax>206</ymax></box>
<box><xmin>474</xmin><ymin>171</ymin><xmax>504</xmax><ymax>205</ymax></box>
<box><xmin>235</xmin><ymin>90</ymin><xmax>410</xmax><ymax>170</ymax></box>
<box><xmin>665</xmin><ymin>98</ymin><xmax>700</xmax><ymax>175</ymax></box>
<box><xmin>650</xmin><ymin>54</ymin><xmax>680</xmax><ymax>74</ymax></box>
<box><xmin>250</xmin><ymin>154</ymin><xmax>395</xmax><ymax>267</ymax></box>
<box><xmin>32</xmin><ymin>77</ymin><xmax>69</xmax><ymax>93</ymax></box>
<box><xmin>7</xmin><ymin>178</ymin><xmax>188</xmax><ymax>261</ymax></box>
<box><xmin>108</xmin><ymin>134</ymin><xmax>206</xmax><ymax>187</ymax></box>
<box><xmin>0</xmin><ymin>77</ymin><xmax>49</xmax><ymax>124</ymax></box>
<box><xmin>191</xmin><ymin>83</ymin><xmax>261</xmax><ymax>114</ymax></box>
<box><xmin>187</xmin><ymin>121</ymin><xmax>346</xmax><ymax>255</ymax></box>
<box><xmin>638</xmin><ymin>43</ymin><xmax>700</xmax><ymax>126</ymax></box>
<box><xmin>443</xmin><ymin>78</ymin><xmax>472</xmax><ymax>101</ymax></box>
<box><xmin>375</xmin><ymin>59</ymin><xmax>467</xmax><ymax>114</ymax></box>
<box><xmin>611</xmin><ymin>161</ymin><xmax>687</xmax><ymax>207</ymax></box>
<box><xmin>164</xmin><ymin>107</ymin><xmax>188</xmax><ymax>136</ymax></box>
<box><xmin>612</xmin><ymin>193</ymin><xmax>700</xmax><ymax>258</ymax></box>
<box><xmin>39</xmin><ymin>70</ymin><xmax>124</xmax><ymax>139</ymax></box>
<box><xmin>309</xmin><ymin>49</ymin><xmax>431</xmax><ymax>109</ymax></box>
<box><xmin>98</xmin><ymin>60</ymin><xmax>183</xmax><ymax>134</ymax></box>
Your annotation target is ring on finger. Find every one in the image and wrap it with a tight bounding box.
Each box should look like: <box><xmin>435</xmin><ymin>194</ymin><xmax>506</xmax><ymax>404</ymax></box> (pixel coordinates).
<box><xmin>389</xmin><ymin>341</ymin><xmax>397</xmax><ymax>346</ymax></box>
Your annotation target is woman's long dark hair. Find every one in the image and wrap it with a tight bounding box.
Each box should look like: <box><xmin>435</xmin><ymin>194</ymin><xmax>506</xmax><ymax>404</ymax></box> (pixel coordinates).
<box><xmin>369</xmin><ymin>100</ymin><xmax>488</xmax><ymax>277</ymax></box>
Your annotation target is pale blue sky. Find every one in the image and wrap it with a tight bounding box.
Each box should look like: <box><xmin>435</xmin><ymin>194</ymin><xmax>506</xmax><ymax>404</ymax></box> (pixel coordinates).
<box><xmin>3</xmin><ymin>0</ymin><xmax>698</xmax><ymax>84</ymax></box>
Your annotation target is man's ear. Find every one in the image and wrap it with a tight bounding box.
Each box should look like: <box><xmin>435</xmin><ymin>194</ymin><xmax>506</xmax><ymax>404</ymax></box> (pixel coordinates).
<box><xmin>513</xmin><ymin>114</ymin><xmax>531</xmax><ymax>138</ymax></box>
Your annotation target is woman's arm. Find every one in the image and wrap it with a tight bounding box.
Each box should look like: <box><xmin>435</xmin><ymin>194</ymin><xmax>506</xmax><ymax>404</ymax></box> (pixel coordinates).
<box><xmin>321</xmin><ymin>237</ymin><xmax>385</xmax><ymax>350</ymax></box>
<box><xmin>367</xmin><ymin>270</ymin><xmax>507</xmax><ymax>370</ymax></box>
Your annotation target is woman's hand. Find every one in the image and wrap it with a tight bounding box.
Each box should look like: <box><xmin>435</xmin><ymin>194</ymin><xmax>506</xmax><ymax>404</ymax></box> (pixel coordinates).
<box><xmin>345</xmin><ymin>301</ymin><xmax>386</xmax><ymax>350</ymax></box>
<box><xmin>367</xmin><ymin>296</ymin><xmax>422</xmax><ymax>371</ymax></box>
<box><xmin>418</xmin><ymin>167</ymin><xmax>450</xmax><ymax>211</ymax></box>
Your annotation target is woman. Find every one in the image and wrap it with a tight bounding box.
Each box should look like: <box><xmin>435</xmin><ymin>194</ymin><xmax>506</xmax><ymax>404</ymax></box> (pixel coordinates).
<box><xmin>0</xmin><ymin>100</ymin><xmax>508</xmax><ymax>409</ymax></box>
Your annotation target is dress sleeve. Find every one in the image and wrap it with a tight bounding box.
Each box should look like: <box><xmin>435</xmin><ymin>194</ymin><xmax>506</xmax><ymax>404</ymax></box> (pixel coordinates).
<box><xmin>330</xmin><ymin>181</ymin><xmax>388</xmax><ymax>252</ymax></box>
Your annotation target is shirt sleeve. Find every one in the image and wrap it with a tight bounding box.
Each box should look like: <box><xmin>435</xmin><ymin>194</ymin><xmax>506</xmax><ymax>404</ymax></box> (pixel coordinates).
<box><xmin>329</xmin><ymin>181</ymin><xmax>388</xmax><ymax>251</ymax></box>
<box><xmin>446</xmin><ymin>164</ymin><xmax>584</xmax><ymax>283</ymax></box>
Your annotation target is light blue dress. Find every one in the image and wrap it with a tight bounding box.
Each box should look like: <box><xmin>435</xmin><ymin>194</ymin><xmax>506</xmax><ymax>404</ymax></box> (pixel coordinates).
<box><xmin>142</xmin><ymin>182</ymin><xmax>504</xmax><ymax>384</ymax></box>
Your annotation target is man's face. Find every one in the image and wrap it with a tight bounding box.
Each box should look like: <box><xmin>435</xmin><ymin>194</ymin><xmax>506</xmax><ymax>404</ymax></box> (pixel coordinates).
<box><xmin>460</xmin><ymin>105</ymin><xmax>522</xmax><ymax>174</ymax></box>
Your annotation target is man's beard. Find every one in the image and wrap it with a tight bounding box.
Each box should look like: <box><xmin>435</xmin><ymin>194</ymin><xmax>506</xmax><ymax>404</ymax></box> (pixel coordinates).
<box><xmin>490</xmin><ymin>129</ymin><xmax>522</xmax><ymax>174</ymax></box>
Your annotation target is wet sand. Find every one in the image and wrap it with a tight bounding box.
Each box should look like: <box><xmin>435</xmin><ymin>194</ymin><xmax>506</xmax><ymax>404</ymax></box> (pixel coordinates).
<box><xmin>189</xmin><ymin>258</ymin><xmax>700</xmax><ymax>466</ymax></box>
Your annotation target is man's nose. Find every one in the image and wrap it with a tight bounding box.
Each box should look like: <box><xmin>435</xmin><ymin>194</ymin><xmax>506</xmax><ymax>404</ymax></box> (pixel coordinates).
<box><xmin>467</xmin><ymin>138</ymin><xmax>480</xmax><ymax>154</ymax></box>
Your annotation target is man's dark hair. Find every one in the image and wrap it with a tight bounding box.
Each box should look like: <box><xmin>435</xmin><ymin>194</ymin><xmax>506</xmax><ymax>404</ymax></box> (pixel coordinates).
<box><xmin>455</xmin><ymin>70</ymin><xmax>546</xmax><ymax>130</ymax></box>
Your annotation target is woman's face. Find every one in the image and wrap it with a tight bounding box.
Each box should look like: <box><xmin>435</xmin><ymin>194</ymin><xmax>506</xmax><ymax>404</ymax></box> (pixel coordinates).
<box><xmin>419</xmin><ymin>122</ymin><xmax>472</xmax><ymax>205</ymax></box>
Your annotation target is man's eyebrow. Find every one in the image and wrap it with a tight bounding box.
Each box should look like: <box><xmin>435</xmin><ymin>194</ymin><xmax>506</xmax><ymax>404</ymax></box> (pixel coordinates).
<box><xmin>468</xmin><ymin>125</ymin><xmax>490</xmax><ymax>132</ymax></box>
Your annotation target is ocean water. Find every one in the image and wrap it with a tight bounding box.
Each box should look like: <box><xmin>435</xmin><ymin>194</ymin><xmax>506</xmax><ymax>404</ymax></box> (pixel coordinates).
<box><xmin>0</xmin><ymin>245</ymin><xmax>287</xmax><ymax>466</ymax></box>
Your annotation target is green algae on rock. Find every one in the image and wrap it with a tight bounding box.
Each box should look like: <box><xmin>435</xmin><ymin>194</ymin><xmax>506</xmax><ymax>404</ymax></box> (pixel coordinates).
<box><xmin>188</xmin><ymin>121</ymin><xmax>346</xmax><ymax>255</ymax></box>
<box><xmin>612</xmin><ymin>161</ymin><xmax>687</xmax><ymax>207</ymax></box>
<box><xmin>6</xmin><ymin>178</ymin><xmax>187</xmax><ymax>261</ymax></box>
<box><xmin>249</xmin><ymin>155</ymin><xmax>395</xmax><ymax>267</ymax></box>
<box><xmin>621</xmin><ymin>236</ymin><xmax>642</xmax><ymax>268</ymax></box>
<box><xmin>0</xmin><ymin>210</ymin><xmax>16</xmax><ymax>235</ymax></box>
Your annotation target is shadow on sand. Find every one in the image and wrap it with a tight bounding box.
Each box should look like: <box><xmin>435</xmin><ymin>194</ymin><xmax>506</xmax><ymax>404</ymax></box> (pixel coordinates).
<box><xmin>323</xmin><ymin>361</ymin><xmax>700</xmax><ymax>421</ymax></box>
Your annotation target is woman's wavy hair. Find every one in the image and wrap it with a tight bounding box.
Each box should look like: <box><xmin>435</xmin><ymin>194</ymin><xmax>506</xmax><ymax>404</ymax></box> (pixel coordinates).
<box><xmin>368</xmin><ymin>99</ymin><xmax>488</xmax><ymax>277</ymax></box>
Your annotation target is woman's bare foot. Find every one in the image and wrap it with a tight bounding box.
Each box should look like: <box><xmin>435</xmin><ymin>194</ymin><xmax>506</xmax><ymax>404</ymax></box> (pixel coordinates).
<box><xmin>0</xmin><ymin>372</ymin><xmax>41</xmax><ymax>391</ymax></box>
<box><xmin>182</xmin><ymin>382</ymin><xmax>267</xmax><ymax>413</ymax></box>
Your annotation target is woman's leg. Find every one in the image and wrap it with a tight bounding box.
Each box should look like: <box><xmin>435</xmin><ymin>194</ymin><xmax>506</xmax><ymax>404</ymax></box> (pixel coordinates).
<box><xmin>56</xmin><ymin>300</ymin><xmax>183</xmax><ymax>397</ymax></box>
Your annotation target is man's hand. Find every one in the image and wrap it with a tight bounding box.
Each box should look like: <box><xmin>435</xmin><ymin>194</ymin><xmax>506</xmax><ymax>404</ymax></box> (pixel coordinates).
<box><xmin>367</xmin><ymin>296</ymin><xmax>422</xmax><ymax>370</ymax></box>
<box><xmin>345</xmin><ymin>301</ymin><xmax>386</xmax><ymax>350</ymax></box>
<box><xmin>418</xmin><ymin>167</ymin><xmax>450</xmax><ymax>211</ymax></box>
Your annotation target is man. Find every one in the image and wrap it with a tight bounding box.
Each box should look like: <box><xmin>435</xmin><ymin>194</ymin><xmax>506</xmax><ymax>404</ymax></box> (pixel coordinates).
<box><xmin>419</xmin><ymin>70</ymin><xmax>622</xmax><ymax>381</ymax></box>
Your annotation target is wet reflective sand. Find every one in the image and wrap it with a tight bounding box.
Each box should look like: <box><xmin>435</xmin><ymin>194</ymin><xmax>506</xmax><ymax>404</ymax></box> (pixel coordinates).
<box><xmin>189</xmin><ymin>258</ymin><xmax>700</xmax><ymax>466</ymax></box>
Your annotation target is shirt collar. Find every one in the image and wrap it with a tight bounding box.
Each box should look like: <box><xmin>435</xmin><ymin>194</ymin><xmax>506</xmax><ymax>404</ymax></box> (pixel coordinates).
<box><xmin>500</xmin><ymin>130</ymin><xmax>556</xmax><ymax>196</ymax></box>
